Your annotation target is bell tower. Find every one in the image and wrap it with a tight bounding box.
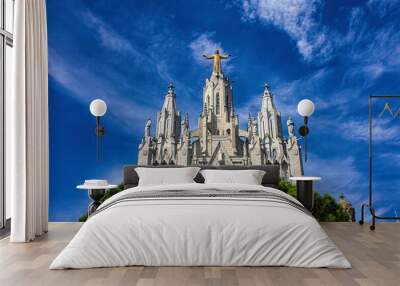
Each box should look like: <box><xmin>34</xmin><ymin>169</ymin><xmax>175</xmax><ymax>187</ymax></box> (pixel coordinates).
<box><xmin>154</xmin><ymin>83</ymin><xmax>181</xmax><ymax>165</ymax></box>
<box><xmin>196</xmin><ymin>49</ymin><xmax>240</xmax><ymax>163</ymax></box>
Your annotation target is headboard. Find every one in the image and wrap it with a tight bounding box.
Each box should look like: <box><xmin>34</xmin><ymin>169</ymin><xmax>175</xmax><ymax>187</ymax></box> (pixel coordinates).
<box><xmin>123</xmin><ymin>165</ymin><xmax>281</xmax><ymax>189</ymax></box>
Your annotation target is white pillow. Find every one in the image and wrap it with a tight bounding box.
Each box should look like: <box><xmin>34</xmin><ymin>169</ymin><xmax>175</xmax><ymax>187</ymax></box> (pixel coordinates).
<box><xmin>200</xmin><ymin>169</ymin><xmax>265</xmax><ymax>185</ymax></box>
<box><xmin>135</xmin><ymin>167</ymin><xmax>200</xmax><ymax>186</ymax></box>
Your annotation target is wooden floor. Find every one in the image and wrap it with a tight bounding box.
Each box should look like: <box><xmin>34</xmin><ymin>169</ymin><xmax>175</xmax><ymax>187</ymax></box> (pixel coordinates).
<box><xmin>0</xmin><ymin>222</ymin><xmax>399</xmax><ymax>286</ymax></box>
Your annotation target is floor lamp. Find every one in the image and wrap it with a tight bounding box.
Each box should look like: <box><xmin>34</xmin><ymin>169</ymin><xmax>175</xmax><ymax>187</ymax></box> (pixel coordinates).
<box><xmin>359</xmin><ymin>95</ymin><xmax>400</xmax><ymax>230</ymax></box>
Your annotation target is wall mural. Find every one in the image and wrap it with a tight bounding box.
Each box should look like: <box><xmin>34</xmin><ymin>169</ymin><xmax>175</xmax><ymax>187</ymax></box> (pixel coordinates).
<box><xmin>137</xmin><ymin>51</ymin><xmax>303</xmax><ymax>179</ymax></box>
<box><xmin>47</xmin><ymin>1</ymin><xmax>400</xmax><ymax>221</ymax></box>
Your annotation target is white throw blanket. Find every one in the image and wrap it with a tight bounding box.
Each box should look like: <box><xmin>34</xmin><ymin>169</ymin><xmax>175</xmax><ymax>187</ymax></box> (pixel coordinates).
<box><xmin>50</xmin><ymin>183</ymin><xmax>351</xmax><ymax>269</ymax></box>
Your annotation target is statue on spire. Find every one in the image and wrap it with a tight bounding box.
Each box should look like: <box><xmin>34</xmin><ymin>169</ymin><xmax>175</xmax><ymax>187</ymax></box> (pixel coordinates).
<box><xmin>167</xmin><ymin>82</ymin><xmax>175</xmax><ymax>94</ymax></box>
<box><xmin>203</xmin><ymin>49</ymin><xmax>230</xmax><ymax>74</ymax></box>
<box><xmin>264</xmin><ymin>83</ymin><xmax>272</xmax><ymax>97</ymax></box>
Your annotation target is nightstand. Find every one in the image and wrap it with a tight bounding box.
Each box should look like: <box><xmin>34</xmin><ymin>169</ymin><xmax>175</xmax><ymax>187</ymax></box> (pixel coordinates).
<box><xmin>289</xmin><ymin>176</ymin><xmax>321</xmax><ymax>211</ymax></box>
<box><xmin>77</xmin><ymin>180</ymin><xmax>117</xmax><ymax>215</ymax></box>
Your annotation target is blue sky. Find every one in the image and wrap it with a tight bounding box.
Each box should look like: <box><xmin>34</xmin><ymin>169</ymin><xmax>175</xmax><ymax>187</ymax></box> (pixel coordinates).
<box><xmin>47</xmin><ymin>0</ymin><xmax>400</xmax><ymax>221</ymax></box>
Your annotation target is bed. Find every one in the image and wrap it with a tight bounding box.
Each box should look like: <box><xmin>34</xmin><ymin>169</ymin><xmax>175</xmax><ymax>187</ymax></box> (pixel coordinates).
<box><xmin>50</xmin><ymin>165</ymin><xmax>351</xmax><ymax>269</ymax></box>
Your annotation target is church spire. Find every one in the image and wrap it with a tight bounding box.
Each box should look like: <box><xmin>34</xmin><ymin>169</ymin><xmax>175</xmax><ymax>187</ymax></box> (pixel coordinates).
<box><xmin>161</xmin><ymin>82</ymin><xmax>177</xmax><ymax>113</ymax></box>
<box><xmin>261</xmin><ymin>83</ymin><xmax>276</xmax><ymax>112</ymax></box>
<box><xmin>263</xmin><ymin>83</ymin><xmax>272</xmax><ymax>97</ymax></box>
<box><xmin>157</xmin><ymin>82</ymin><xmax>180</xmax><ymax>139</ymax></box>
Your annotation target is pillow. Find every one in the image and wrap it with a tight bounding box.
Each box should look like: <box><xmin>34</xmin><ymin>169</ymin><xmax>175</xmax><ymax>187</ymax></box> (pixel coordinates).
<box><xmin>200</xmin><ymin>169</ymin><xmax>265</xmax><ymax>185</ymax></box>
<box><xmin>135</xmin><ymin>167</ymin><xmax>200</xmax><ymax>186</ymax></box>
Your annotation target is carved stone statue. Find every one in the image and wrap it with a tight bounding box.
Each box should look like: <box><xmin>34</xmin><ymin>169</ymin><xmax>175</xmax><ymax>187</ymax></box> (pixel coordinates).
<box><xmin>203</xmin><ymin>49</ymin><xmax>230</xmax><ymax>74</ymax></box>
<box><xmin>247</xmin><ymin>116</ymin><xmax>258</xmax><ymax>146</ymax></box>
<box><xmin>287</xmin><ymin>116</ymin><xmax>295</xmax><ymax>137</ymax></box>
<box><xmin>252</xmin><ymin>120</ymin><xmax>258</xmax><ymax>136</ymax></box>
<box><xmin>145</xmin><ymin>119</ymin><xmax>151</xmax><ymax>137</ymax></box>
<box><xmin>181</xmin><ymin>119</ymin><xmax>189</xmax><ymax>139</ymax></box>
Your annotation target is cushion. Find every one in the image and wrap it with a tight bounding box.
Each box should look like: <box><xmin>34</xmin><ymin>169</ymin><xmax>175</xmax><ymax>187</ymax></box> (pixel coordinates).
<box><xmin>135</xmin><ymin>167</ymin><xmax>200</xmax><ymax>186</ymax></box>
<box><xmin>123</xmin><ymin>165</ymin><xmax>281</xmax><ymax>189</ymax></box>
<box><xmin>200</xmin><ymin>169</ymin><xmax>265</xmax><ymax>185</ymax></box>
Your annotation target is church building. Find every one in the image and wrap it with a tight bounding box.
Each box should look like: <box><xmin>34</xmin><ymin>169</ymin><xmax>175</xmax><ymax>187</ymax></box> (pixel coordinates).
<box><xmin>137</xmin><ymin>49</ymin><xmax>303</xmax><ymax>179</ymax></box>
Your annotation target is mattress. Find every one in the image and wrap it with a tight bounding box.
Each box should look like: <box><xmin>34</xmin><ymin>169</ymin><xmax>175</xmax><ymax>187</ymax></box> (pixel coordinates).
<box><xmin>50</xmin><ymin>183</ymin><xmax>351</xmax><ymax>269</ymax></box>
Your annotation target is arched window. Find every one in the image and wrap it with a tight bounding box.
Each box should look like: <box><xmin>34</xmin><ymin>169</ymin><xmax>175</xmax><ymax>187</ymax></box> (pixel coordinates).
<box><xmin>269</xmin><ymin>118</ymin><xmax>274</xmax><ymax>137</ymax></box>
<box><xmin>207</xmin><ymin>95</ymin><xmax>210</xmax><ymax>109</ymax></box>
<box><xmin>166</xmin><ymin>118</ymin><xmax>170</xmax><ymax>136</ymax></box>
<box><xmin>261</xmin><ymin>121</ymin><xmax>265</xmax><ymax>137</ymax></box>
<box><xmin>216</xmin><ymin>93</ymin><xmax>220</xmax><ymax>115</ymax></box>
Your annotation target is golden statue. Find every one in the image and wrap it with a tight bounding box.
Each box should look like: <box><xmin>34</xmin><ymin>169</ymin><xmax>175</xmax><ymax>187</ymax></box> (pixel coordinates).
<box><xmin>203</xmin><ymin>49</ymin><xmax>230</xmax><ymax>74</ymax></box>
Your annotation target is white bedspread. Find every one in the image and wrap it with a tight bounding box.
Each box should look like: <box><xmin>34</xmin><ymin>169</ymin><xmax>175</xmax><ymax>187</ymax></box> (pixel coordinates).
<box><xmin>50</xmin><ymin>183</ymin><xmax>351</xmax><ymax>269</ymax></box>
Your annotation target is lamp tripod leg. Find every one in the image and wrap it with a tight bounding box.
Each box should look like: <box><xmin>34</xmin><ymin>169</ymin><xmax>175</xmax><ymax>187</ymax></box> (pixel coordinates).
<box><xmin>370</xmin><ymin>207</ymin><xmax>376</xmax><ymax>231</ymax></box>
<box><xmin>359</xmin><ymin>204</ymin><xmax>366</xmax><ymax>225</ymax></box>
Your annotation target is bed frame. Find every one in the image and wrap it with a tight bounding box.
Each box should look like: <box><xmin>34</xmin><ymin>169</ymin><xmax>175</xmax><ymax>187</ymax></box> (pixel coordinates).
<box><xmin>123</xmin><ymin>165</ymin><xmax>281</xmax><ymax>190</ymax></box>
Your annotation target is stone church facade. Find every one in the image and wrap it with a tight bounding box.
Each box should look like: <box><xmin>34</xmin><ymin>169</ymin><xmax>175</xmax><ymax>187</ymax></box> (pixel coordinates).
<box><xmin>137</xmin><ymin>49</ymin><xmax>303</xmax><ymax>179</ymax></box>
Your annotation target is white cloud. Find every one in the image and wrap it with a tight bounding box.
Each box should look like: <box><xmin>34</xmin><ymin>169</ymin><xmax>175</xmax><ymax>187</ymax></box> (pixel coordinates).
<box><xmin>380</xmin><ymin>152</ymin><xmax>400</xmax><ymax>163</ymax></box>
<box><xmin>367</xmin><ymin>0</ymin><xmax>400</xmax><ymax>17</ymax></box>
<box><xmin>81</xmin><ymin>10</ymin><xmax>137</xmax><ymax>55</ymax></box>
<box><xmin>72</xmin><ymin>10</ymin><xmax>204</xmax><ymax>134</ymax></box>
<box><xmin>340</xmin><ymin>118</ymin><xmax>400</xmax><ymax>144</ymax></box>
<box><xmin>239</xmin><ymin>0</ymin><xmax>332</xmax><ymax>62</ymax></box>
<box><xmin>306</xmin><ymin>155</ymin><xmax>364</xmax><ymax>194</ymax></box>
<box><xmin>48</xmin><ymin>49</ymin><xmax>158</xmax><ymax>135</ymax></box>
<box><xmin>49</xmin><ymin>47</ymin><xmax>200</xmax><ymax>137</ymax></box>
<box><xmin>342</xmin><ymin>6</ymin><xmax>400</xmax><ymax>86</ymax></box>
<box><xmin>189</xmin><ymin>33</ymin><xmax>234</xmax><ymax>73</ymax></box>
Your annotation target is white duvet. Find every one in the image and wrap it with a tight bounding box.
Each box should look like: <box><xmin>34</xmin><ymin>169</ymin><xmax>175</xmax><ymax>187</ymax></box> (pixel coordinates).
<box><xmin>50</xmin><ymin>183</ymin><xmax>351</xmax><ymax>269</ymax></box>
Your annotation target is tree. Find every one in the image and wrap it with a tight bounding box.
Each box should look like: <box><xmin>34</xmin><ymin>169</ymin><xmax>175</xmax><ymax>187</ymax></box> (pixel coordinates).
<box><xmin>278</xmin><ymin>179</ymin><xmax>350</xmax><ymax>222</ymax></box>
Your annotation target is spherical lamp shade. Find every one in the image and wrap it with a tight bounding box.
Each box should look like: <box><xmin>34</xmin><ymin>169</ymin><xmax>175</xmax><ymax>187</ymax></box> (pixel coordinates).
<box><xmin>90</xmin><ymin>99</ymin><xmax>107</xmax><ymax>117</ymax></box>
<box><xmin>297</xmin><ymin>99</ymin><xmax>315</xmax><ymax>117</ymax></box>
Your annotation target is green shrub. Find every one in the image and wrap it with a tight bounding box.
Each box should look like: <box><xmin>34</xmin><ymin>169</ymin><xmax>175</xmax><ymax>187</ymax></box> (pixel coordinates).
<box><xmin>312</xmin><ymin>192</ymin><xmax>350</xmax><ymax>222</ymax></box>
<box><xmin>101</xmin><ymin>184</ymin><xmax>124</xmax><ymax>202</ymax></box>
<box><xmin>278</xmin><ymin>180</ymin><xmax>297</xmax><ymax>198</ymax></box>
<box><xmin>79</xmin><ymin>213</ymin><xmax>88</xmax><ymax>222</ymax></box>
<box><xmin>78</xmin><ymin>184</ymin><xmax>124</xmax><ymax>222</ymax></box>
<box><xmin>277</xmin><ymin>179</ymin><xmax>350</xmax><ymax>222</ymax></box>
